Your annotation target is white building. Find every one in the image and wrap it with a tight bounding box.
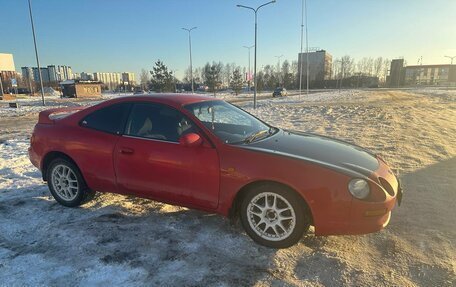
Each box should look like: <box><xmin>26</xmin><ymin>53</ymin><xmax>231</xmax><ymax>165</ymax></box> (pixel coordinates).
<box><xmin>48</xmin><ymin>65</ymin><xmax>58</xmax><ymax>82</ymax></box>
<box><xmin>93</xmin><ymin>72</ymin><xmax>122</xmax><ymax>90</ymax></box>
<box><xmin>80</xmin><ymin>72</ymin><xmax>93</xmax><ymax>81</ymax></box>
<box><xmin>57</xmin><ymin>65</ymin><xmax>73</xmax><ymax>81</ymax></box>
<box><xmin>298</xmin><ymin>50</ymin><xmax>333</xmax><ymax>82</ymax></box>
<box><xmin>21</xmin><ymin>64</ymin><xmax>74</xmax><ymax>83</ymax></box>
<box><xmin>0</xmin><ymin>53</ymin><xmax>15</xmax><ymax>71</ymax></box>
<box><xmin>122</xmin><ymin>72</ymin><xmax>135</xmax><ymax>85</ymax></box>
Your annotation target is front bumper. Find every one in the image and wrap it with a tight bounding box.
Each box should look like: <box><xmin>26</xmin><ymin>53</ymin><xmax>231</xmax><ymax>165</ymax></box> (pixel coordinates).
<box><xmin>315</xmin><ymin>161</ymin><xmax>402</xmax><ymax>236</ymax></box>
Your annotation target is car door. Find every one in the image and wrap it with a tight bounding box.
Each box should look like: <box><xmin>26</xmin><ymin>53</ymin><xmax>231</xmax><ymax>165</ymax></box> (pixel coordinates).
<box><xmin>114</xmin><ymin>102</ymin><xmax>220</xmax><ymax>210</ymax></box>
<box><xmin>75</xmin><ymin>102</ymin><xmax>131</xmax><ymax>193</ymax></box>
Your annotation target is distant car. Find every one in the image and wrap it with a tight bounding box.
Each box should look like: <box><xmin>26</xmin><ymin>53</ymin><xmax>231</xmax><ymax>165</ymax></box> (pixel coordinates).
<box><xmin>29</xmin><ymin>94</ymin><xmax>402</xmax><ymax>248</ymax></box>
<box><xmin>133</xmin><ymin>90</ymin><xmax>146</xmax><ymax>95</ymax></box>
<box><xmin>273</xmin><ymin>87</ymin><xmax>287</xmax><ymax>97</ymax></box>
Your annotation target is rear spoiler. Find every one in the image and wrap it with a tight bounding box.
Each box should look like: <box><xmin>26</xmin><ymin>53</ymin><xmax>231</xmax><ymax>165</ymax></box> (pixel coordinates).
<box><xmin>38</xmin><ymin>106</ymin><xmax>86</xmax><ymax>124</ymax></box>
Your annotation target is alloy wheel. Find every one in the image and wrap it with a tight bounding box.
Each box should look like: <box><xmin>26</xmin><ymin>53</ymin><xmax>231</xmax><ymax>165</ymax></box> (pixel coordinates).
<box><xmin>246</xmin><ymin>192</ymin><xmax>296</xmax><ymax>241</ymax></box>
<box><xmin>51</xmin><ymin>164</ymin><xmax>79</xmax><ymax>201</ymax></box>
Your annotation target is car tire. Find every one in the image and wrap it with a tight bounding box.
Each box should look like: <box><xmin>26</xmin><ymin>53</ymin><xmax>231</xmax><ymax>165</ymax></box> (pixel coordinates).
<box><xmin>47</xmin><ymin>158</ymin><xmax>95</xmax><ymax>207</ymax></box>
<box><xmin>240</xmin><ymin>183</ymin><xmax>310</xmax><ymax>248</ymax></box>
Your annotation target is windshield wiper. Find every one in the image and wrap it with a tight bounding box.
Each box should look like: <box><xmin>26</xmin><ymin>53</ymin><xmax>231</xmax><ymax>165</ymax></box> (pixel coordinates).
<box><xmin>244</xmin><ymin>129</ymin><xmax>270</xmax><ymax>144</ymax></box>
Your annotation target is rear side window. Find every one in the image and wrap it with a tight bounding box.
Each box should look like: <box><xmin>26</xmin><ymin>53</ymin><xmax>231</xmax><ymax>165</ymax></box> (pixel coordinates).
<box><xmin>81</xmin><ymin>103</ymin><xmax>131</xmax><ymax>134</ymax></box>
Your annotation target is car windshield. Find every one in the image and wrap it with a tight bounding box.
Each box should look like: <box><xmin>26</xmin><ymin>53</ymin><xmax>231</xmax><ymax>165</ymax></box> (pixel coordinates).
<box><xmin>184</xmin><ymin>100</ymin><xmax>276</xmax><ymax>144</ymax></box>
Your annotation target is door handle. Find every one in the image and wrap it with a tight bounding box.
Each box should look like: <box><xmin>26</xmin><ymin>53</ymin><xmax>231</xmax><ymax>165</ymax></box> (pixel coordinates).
<box><xmin>119</xmin><ymin>147</ymin><xmax>134</xmax><ymax>154</ymax></box>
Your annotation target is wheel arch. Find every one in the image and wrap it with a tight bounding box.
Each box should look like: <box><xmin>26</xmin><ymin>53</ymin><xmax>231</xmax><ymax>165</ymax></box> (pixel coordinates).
<box><xmin>229</xmin><ymin>180</ymin><xmax>314</xmax><ymax>225</ymax></box>
<box><xmin>41</xmin><ymin>151</ymin><xmax>83</xmax><ymax>182</ymax></box>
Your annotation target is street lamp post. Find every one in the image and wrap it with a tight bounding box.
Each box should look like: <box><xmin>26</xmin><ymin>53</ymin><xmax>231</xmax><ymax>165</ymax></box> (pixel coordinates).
<box><xmin>444</xmin><ymin>55</ymin><xmax>456</xmax><ymax>65</ymax></box>
<box><xmin>305</xmin><ymin>0</ymin><xmax>309</xmax><ymax>96</ymax></box>
<box><xmin>0</xmin><ymin>74</ymin><xmax>4</xmax><ymax>99</ymax></box>
<box><xmin>299</xmin><ymin>0</ymin><xmax>309</xmax><ymax>98</ymax></box>
<box><xmin>182</xmin><ymin>27</ymin><xmax>197</xmax><ymax>93</ymax></box>
<box><xmin>237</xmin><ymin>1</ymin><xmax>276</xmax><ymax>109</ymax></box>
<box><xmin>243</xmin><ymin>45</ymin><xmax>254</xmax><ymax>94</ymax></box>
<box><xmin>27</xmin><ymin>0</ymin><xmax>45</xmax><ymax>106</ymax></box>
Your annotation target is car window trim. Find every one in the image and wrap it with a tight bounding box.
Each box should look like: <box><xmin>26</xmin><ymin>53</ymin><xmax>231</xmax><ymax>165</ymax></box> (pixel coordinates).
<box><xmin>122</xmin><ymin>134</ymin><xmax>180</xmax><ymax>145</ymax></box>
<box><xmin>79</xmin><ymin>102</ymin><xmax>132</xmax><ymax>136</ymax></box>
<box><xmin>123</xmin><ymin>101</ymin><xmax>213</xmax><ymax>146</ymax></box>
<box><xmin>183</xmin><ymin>100</ymin><xmax>275</xmax><ymax>145</ymax></box>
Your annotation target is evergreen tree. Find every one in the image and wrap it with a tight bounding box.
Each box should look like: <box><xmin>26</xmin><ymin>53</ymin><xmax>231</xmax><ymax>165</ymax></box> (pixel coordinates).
<box><xmin>230</xmin><ymin>68</ymin><xmax>244</xmax><ymax>95</ymax></box>
<box><xmin>149</xmin><ymin>60</ymin><xmax>174</xmax><ymax>92</ymax></box>
<box><xmin>203</xmin><ymin>62</ymin><xmax>223</xmax><ymax>96</ymax></box>
<box><xmin>281</xmin><ymin>60</ymin><xmax>294</xmax><ymax>89</ymax></box>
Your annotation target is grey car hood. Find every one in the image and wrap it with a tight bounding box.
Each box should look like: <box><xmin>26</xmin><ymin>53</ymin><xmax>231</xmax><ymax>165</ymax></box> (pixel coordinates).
<box><xmin>241</xmin><ymin>129</ymin><xmax>379</xmax><ymax>177</ymax></box>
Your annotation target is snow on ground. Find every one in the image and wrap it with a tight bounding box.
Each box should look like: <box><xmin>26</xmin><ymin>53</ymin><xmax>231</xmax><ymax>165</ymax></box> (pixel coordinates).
<box><xmin>0</xmin><ymin>89</ymin><xmax>455</xmax><ymax>286</ymax></box>
<box><xmin>0</xmin><ymin>92</ymin><xmax>137</xmax><ymax>118</ymax></box>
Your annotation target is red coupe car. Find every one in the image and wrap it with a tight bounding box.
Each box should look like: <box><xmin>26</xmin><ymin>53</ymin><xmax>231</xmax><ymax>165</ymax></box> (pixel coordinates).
<box><xmin>29</xmin><ymin>94</ymin><xmax>402</xmax><ymax>248</ymax></box>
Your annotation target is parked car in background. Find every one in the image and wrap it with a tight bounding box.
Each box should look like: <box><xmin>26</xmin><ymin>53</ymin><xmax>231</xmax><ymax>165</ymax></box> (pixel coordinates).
<box><xmin>133</xmin><ymin>89</ymin><xmax>146</xmax><ymax>95</ymax></box>
<box><xmin>29</xmin><ymin>94</ymin><xmax>402</xmax><ymax>248</ymax></box>
<box><xmin>273</xmin><ymin>87</ymin><xmax>287</xmax><ymax>97</ymax></box>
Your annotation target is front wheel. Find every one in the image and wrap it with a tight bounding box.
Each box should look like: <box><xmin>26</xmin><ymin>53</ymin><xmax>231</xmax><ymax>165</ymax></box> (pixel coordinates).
<box><xmin>240</xmin><ymin>184</ymin><xmax>310</xmax><ymax>248</ymax></box>
<box><xmin>47</xmin><ymin>158</ymin><xmax>95</xmax><ymax>207</ymax></box>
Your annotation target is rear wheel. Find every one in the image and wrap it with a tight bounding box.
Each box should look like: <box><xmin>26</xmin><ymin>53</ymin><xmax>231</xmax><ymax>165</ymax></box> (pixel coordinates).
<box><xmin>47</xmin><ymin>158</ymin><xmax>95</xmax><ymax>207</ymax></box>
<box><xmin>240</xmin><ymin>184</ymin><xmax>310</xmax><ymax>248</ymax></box>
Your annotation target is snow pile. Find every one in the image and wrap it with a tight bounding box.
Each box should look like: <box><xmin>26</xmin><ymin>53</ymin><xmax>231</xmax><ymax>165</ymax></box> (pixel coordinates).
<box><xmin>0</xmin><ymin>96</ymin><xmax>106</xmax><ymax>118</ymax></box>
<box><xmin>40</xmin><ymin>87</ymin><xmax>60</xmax><ymax>97</ymax></box>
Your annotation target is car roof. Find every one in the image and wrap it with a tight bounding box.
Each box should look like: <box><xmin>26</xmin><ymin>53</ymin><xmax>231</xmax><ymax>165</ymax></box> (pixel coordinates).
<box><xmin>109</xmin><ymin>93</ymin><xmax>219</xmax><ymax>107</ymax></box>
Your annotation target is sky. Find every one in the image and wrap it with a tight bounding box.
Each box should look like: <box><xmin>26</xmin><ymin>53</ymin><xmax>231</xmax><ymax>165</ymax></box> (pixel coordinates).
<box><xmin>1</xmin><ymin>0</ymin><xmax>455</xmax><ymax>79</ymax></box>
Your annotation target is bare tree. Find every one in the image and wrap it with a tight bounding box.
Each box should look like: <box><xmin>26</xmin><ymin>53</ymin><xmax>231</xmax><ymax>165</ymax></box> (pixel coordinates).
<box><xmin>357</xmin><ymin>58</ymin><xmax>367</xmax><ymax>75</ymax></box>
<box><xmin>356</xmin><ymin>57</ymin><xmax>374</xmax><ymax>76</ymax></box>
<box><xmin>366</xmin><ymin>57</ymin><xmax>374</xmax><ymax>76</ymax></box>
<box><xmin>374</xmin><ymin>57</ymin><xmax>383</xmax><ymax>78</ymax></box>
<box><xmin>341</xmin><ymin>55</ymin><xmax>355</xmax><ymax>77</ymax></box>
<box><xmin>382</xmin><ymin>58</ymin><xmax>390</xmax><ymax>83</ymax></box>
<box><xmin>338</xmin><ymin>55</ymin><xmax>355</xmax><ymax>79</ymax></box>
<box><xmin>332</xmin><ymin>59</ymin><xmax>340</xmax><ymax>80</ymax></box>
<box><xmin>183</xmin><ymin>67</ymin><xmax>191</xmax><ymax>83</ymax></box>
<box><xmin>291</xmin><ymin>60</ymin><xmax>298</xmax><ymax>87</ymax></box>
<box><xmin>140</xmin><ymin>69</ymin><xmax>149</xmax><ymax>90</ymax></box>
<box><xmin>185</xmin><ymin>67</ymin><xmax>202</xmax><ymax>86</ymax></box>
<box><xmin>281</xmin><ymin>60</ymin><xmax>294</xmax><ymax>89</ymax></box>
<box><xmin>262</xmin><ymin>65</ymin><xmax>277</xmax><ymax>90</ymax></box>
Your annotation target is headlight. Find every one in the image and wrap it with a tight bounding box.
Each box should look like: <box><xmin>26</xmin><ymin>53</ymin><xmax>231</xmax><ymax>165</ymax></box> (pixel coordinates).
<box><xmin>348</xmin><ymin>179</ymin><xmax>370</xmax><ymax>199</ymax></box>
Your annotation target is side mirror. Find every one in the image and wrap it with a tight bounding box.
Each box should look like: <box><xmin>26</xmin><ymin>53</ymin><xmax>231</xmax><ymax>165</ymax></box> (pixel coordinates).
<box><xmin>179</xmin><ymin>133</ymin><xmax>203</xmax><ymax>147</ymax></box>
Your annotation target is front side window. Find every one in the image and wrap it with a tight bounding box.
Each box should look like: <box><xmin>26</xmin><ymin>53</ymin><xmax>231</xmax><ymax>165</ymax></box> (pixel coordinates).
<box><xmin>125</xmin><ymin>103</ymin><xmax>195</xmax><ymax>142</ymax></box>
<box><xmin>184</xmin><ymin>100</ymin><xmax>274</xmax><ymax>144</ymax></box>
<box><xmin>81</xmin><ymin>103</ymin><xmax>131</xmax><ymax>134</ymax></box>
